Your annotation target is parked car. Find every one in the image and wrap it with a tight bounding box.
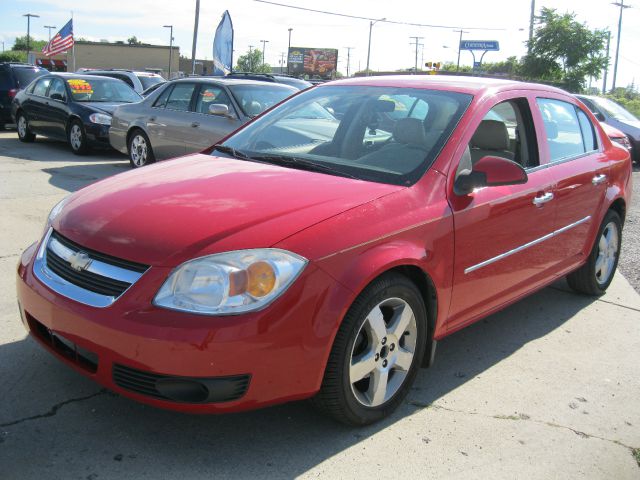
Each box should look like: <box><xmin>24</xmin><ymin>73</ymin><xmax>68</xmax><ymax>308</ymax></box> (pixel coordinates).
<box><xmin>600</xmin><ymin>121</ymin><xmax>632</xmax><ymax>152</ymax></box>
<box><xmin>79</xmin><ymin>69</ymin><xmax>165</xmax><ymax>95</ymax></box>
<box><xmin>225</xmin><ymin>72</ymin><xmax>312</xmax><ymax>90</ymax></box>
<box><xmin>576</xmin><ymin>94</ymin><xmax>640</xmax><ymax>163</ymax></box>
<box><xmin>109</xmin><ymin>77</ymin><xmax>297</xmax><ymax>167</ymax></box>
<box><xmin>0</xmin><ymin>63</ymin><xmax>48</xmax><ymax>129</ymax></box>
<box><xmin>17</xmin><ymin>76</ymin><xmax>631</xmax><ymax>425</ymax></box>
<box><xmin>12</xmin><ymin>73</ymin><xmax>142</xmax><ymax>154</ymax></box>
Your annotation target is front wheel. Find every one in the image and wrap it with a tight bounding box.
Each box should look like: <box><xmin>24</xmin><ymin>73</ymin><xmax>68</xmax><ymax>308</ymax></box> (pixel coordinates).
<box><xmin>128</xmin><ymin>130</ymin><xmax>155</xmax><ymax>168</ymax></box>
<box><xmin>68</xmin><ymin>120</ymin><xmax>89</xmax><ymax>155</ymax></box>
<box><xmin>567</xmin><ymin>210</ymin><xmax>622</xmax><ymax>295</ymax></box>
<box><xmin>312</xmin><ymin>273</ymin><xmax>427</xmax><ymax>425</ymax></box>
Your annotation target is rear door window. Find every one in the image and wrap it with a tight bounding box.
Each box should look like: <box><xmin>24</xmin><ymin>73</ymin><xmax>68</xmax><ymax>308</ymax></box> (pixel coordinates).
<box><xmin>537</xmin><ymin>98</ymin><xmax>589</xmax><ymax>162</ymax></box>
<box><xmin>165</xmin><ymin>83</ymin><xmax>196</xmax><ymax>112</ymax></box>
<box><xmin>32</xmin><ymin>78</ymin><xmax>52</xmax><ymax>97</ymax></box>
<box><xmin>153</xmin><ymin>84</ymin><xmax>173</xmax><ymax>108</ymax></box>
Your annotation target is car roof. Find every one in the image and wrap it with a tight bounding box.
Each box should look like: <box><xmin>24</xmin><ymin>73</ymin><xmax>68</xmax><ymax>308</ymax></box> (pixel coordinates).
<box><xmin>169</xmin><ymin>77</ymin><xmax>297</xmax><ymax>89</ymax></box>
<box><xmin>80</xmin><ymin>69</ymin><xmax>162</xmax><ymax>76</ymax></box>
<box><xmin>43</xmin><ymin>72</ymin><xmax>126</xmax><ymax>82</ymax></box>
<box><xmin>322</xmin><ymin>75</ymin><xmax>569</xmax><ymax>96</ymax></box>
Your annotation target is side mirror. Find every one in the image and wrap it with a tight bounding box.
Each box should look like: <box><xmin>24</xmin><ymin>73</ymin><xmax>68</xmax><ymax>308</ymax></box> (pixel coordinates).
<box><xmin>51</xmin><ymin>93</ymin><xmax>65</xmax><ymax>102</ymax></box>
<box><xmin>454</xmin><ymin>156</ymin><xmax>528</xmax><ymax>195</ymax></box>
<box><xmin>209</xmin><ymin>103</ymin><xmax>231</xmax><ymax>117</ymax></box>
<box><xmin>593</xmin><ymin>111</ymin><xmax>605</xmax><ymax>122</ymax></box>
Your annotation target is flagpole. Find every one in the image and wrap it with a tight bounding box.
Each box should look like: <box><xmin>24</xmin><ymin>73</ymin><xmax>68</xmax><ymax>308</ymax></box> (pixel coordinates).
<box><xmin>71</xmin><ymin>11</ymin><xmax>76</xmax><ymax>72</ymax></box>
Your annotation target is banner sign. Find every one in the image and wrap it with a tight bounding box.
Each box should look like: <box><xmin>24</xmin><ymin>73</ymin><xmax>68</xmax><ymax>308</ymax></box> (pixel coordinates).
<box><xmin>287</xmin><ymin>47</ymin><xmax>338</xmax><ymax>79</ymax></box>
<box><xmin>213</xmin><ymin>10</ymin><xmax>234</xmax><ymax>76</ymax></box>
<box><xmin>460</xmin><ymin>40</ymin><xmax>500</xmax><ymax>51</ymax></box>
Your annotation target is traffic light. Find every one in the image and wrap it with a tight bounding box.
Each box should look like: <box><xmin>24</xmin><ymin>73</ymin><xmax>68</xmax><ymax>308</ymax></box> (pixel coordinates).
<box><xmin>424</xmin><ymin>62</ymin><xmax>442</xmax><ymax>70</ymax></box>
<box><xmin>425</xmin><ymin>62</ymin><xmax>433</xmax><ymax>68</ymax></box>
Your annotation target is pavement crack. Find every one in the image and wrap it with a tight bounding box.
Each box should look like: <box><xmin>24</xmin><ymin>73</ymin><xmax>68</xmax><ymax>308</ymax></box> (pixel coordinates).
<box><xmin>0</xmin><ymin>389</ymin><xmax>106</xmax><ymax>427</ymax></box>
<box><xmin>421</xmin><ymin>403</ymin><xmax>639</xmax><ymax>454</ymax></box>
<box><xmin>0</xmin><ymin>253</ymin><xmax>20</xmax><ymax>260</ymax></box>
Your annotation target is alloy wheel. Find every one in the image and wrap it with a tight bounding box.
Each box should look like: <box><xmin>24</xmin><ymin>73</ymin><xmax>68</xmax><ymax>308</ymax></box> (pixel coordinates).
<box><xmin>349</xmin><ymin>297</ymin><xmax>417</xmax><ymax>407</ymax></box>
<box><xmin>70</xmin><ymin>124</ymin><xmax>83</xmax><ymax>150</ymax></box>
<box><xmin>18</xmin><ymin>116</ymin><xmax>27</xmax><ymax>138</ymax></box>
<box><xmin>595</xmin><ymin>221</ymin><xmax>619</xmax><ymax>286</ymax></box>
<box><xmin>131</xmin><ymin>135</ymin><xmax>148</xmax><ymax>167</ymax></box>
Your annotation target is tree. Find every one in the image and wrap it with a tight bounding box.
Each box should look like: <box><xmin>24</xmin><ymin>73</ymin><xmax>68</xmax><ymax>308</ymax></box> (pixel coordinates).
<box><xmin>0</xmin><ymin>51</ymin><xmax>26</xmax><ymax>62</ymax></box>
<box><xmin>234</xmin><ymin>49</ymin><xmax>271</xmax><ymax>73</ymax></box>
<box><xmin>11</xmin><ymin>35</ymin><xmax>47</xmax><ymax>52</ymax></box>
<box><xmin>127</xmin><ymin>36</ymin><xmax>142</xmax><ymax>45</ymax></box>
<box><xmin>520</xmin><ymin>7</ymin><xmax>608</xmax><ymax>92</ymax></box>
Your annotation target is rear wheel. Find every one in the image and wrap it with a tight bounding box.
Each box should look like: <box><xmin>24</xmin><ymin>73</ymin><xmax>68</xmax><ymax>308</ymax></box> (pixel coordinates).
<box><xmin>16</xmin><ymin>113</ymin><xmax>35</xmax><ymax>142</ymax></box>
<box><xmin>68</xmin><ymin>120</ymin><xmax>89</xmax><ymax>155</ymax></box>
<box><xmin>567</xmin><ymin>210</ymin><xmax>622</xmax><ymax>295</ymax></box>
<box><xmin>128</xmin><ymin>130</ymin><xmax>155</xmax><ymax>168</ymax></box>
<box><xmin>312</xmin><ymin>273</ymin><xmax>427</xmax><ymax>425</ymax></box>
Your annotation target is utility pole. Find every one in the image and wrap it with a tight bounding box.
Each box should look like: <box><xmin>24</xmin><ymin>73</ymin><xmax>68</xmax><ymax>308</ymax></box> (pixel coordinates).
<box><xmin>287</xmin><ymin>28</ymin><xmax>293</xmax><ymax>74</ymax></box>
<box><xmin>344</xmin><ymin>47</ymin><xmax>354</xmax><ymax>77</ymax></box>
<box><xmin>23</xmin><ymin>14</ymin><xmax>40</xmax><ymax>62</ymax></box>
<box><xmin>453</xmin><ymin>29</ymin><xmax>468</xmax><ymax>72</ymax></box>
<box><xmin>260</xmin><ymin>39</ymin><xmax>269</xmax><ymax>66</ymax></box>
<box><xmin>528</xmin><ymin>0</ymin><xmax>536</xmax><ymax>54</ymax></box>
<box><xmin>44</xmin><ymin>25</ymin><xmax>56</xmax><ymax>42</ymax></box>
<box><xmin>409</xmin><ymin>36</ymin><xmax>424</xmax><ymax>72</ymax></box>
<box><xmin>280</xmin><ymin>52</ymin><xmax>285</xmax><ymax>73</ymax></box>
<box><xmin>248</xmin><ymin>45</ymin><xmax>254</xmax><ymax>71</ymax></box>
<box><xmin>366</xmin><ymin>18</ymin><xmax>386</xmax><ymax>76</ymax></box>
<box><xmin>163</xmin><ymin>25</ymin><xmax>173</xmax><ymax>79</ymax></box>
<box><xmin>611</xmin><ymin>0</ymin><xmax>631</xmax><ymax>91</ymax></box>
<box><xmin>191</xmin><ymin>0</ymin><xmax>200</xmax><ymax>74</ymax></box>
<box><xmin>603</xmin><ymin>31</ymin><xmax>611</xmax><ymax>94</ymax></box>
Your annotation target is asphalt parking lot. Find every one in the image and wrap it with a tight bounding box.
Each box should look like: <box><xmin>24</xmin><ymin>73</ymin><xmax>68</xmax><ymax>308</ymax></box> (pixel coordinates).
<box><xmin>0</xmin><ymin>130</ymin><xmax>639</xmax><ymax>479</ymax></box>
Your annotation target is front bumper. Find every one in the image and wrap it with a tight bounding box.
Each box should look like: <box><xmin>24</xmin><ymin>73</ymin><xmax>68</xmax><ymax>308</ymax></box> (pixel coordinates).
<box><xmin>16</xmin><ymin>242</ymin><xmax>352</xmax><ymax>413</ymax></box>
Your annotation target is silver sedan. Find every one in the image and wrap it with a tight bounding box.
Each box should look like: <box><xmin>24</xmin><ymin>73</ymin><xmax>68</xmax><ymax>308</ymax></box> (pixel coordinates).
<box><xmin>109</xmin><ymin>78</ymin><xmax>297</xmax><ymax>167</ymax></box>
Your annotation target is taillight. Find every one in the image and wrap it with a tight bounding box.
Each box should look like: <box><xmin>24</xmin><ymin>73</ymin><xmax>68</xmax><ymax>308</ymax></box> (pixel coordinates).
<box><xmin>8</xmin><ymin>89</ymin><xmax>18</xmax><ymax>99</ymax></box>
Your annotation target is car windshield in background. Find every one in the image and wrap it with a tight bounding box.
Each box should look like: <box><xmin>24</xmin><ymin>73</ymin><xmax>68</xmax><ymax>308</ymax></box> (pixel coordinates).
<box><xmin>13</xmin><ymin>67</ymin><xmax>47</xmax><ymax>89</ymax></box>
<box><xmin>138</xmin><ymin>75</ymin><xmax>164</xmax><ymax>90</ymax></box>
<box><xmin>66</xmin><ymin>78</ymin><xmax>142</xmax><ymax>103</ymax></box>
<box><xmin>228</xmin><ymin>84</ymin><xmax>297</xmax><ymax>117</ymax></box>
<box><xmin>590</xmin><ymin>96</ymin><xmax>638</xmax><ymax>122</ymax></box>
<box><xmin>219</xmin><ymin>85</ymin><xmax>472</xmax><ymax>186</ymax></box>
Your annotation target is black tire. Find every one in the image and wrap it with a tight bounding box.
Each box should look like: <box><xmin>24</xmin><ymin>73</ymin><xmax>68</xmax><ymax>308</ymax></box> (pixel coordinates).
<box><xmin>312</xmin><ymin>272</ymin><xmax>427</xmax><ymax>425</ymax></box>
<box><xmin>128</xmin><ymin>129</ymin><xmax>155</xmax><ymax>168</ymax></box>
<box><xmin>16</xmin><ymin>112</ymin><xmax>35</xmax><ymax>142</ymax></box>
<box><xmin>68</xmin><ymin>120</ymin><xmax>89</xmax><ymax>155</ymax></box>
<box><xmin>567</xmin><ymin>210</ymin><xmax>622</xmax><ymax>296</ymax></box>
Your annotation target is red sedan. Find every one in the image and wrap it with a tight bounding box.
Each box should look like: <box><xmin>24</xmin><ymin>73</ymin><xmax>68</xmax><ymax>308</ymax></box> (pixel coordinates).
<box><xmin>16</xmin><ymin>76</ymin><xmax>632</xmax><ymax>425</ymax></box>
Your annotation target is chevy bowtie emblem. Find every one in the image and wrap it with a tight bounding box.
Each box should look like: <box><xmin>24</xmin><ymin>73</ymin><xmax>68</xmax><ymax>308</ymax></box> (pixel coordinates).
<box><xmin>68</xmin><ymin>251</ymin><xmax>92</xmax><ymax>272</ymax></box>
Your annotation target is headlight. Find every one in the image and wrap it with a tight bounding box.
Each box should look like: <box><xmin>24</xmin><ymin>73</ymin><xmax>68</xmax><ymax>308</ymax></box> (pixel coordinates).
<box><xmin>45</xmin><ymin>196</ymin><xmax>70</xmax><ymax>231</ymax></box>
<box><xmin>153</xmin><ymin>249</ymin><xmax>308</xmax><ymax>315</ymax></box>
<box><xmin>89</xmin><ymin>113</ymin><xmax>112</xmax><ymax>125</ymax></box>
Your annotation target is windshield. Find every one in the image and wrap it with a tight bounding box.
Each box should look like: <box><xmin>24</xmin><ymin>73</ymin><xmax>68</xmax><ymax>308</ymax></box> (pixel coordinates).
<box><xmin>66</xmin><ymin>77</ymin><xmax>142</xmax><ymax>103</ymax></box>
<box><xmin>13</xmin><ymin>67</ymin><xmax>47</xmax><ymax>89</ymax></box>
<box><xmin>218</xmin><ymin>85</ymin><xmax>472</xmax><ymax>186</ymax></box>
<box><xmin>590</xmin><ymin>96</ymin><xmax>638</xmax><ymax>122</ymax></box>
<box><xmin>228</xmin><ymin>84</ymin><xmax>297</xmax><ymax>117</ymax></box>
<box><xmin>138</xmin><ymin>75</ymin><xmax>164</xmax><ymax>90</ymax></box>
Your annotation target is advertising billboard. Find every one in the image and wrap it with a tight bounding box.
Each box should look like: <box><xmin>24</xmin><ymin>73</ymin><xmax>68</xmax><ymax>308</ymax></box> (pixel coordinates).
<box><xmin>288</xmin><ymin>47</ymin><xmax>338</xmax><ymax>79</ymax></box>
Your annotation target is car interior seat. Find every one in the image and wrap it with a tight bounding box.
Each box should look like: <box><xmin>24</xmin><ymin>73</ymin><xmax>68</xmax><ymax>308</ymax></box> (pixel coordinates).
<box><xmin>469</xmin><ymin>119</ymin><xmax>514</xmax><ymax>164</ymax></box>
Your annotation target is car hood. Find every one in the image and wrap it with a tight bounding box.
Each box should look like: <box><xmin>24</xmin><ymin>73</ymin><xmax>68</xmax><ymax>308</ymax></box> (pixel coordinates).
<box><xmin>54</xmin><ymin>154</ymin><xmax>402</xmax><ymax>266</ymax></box>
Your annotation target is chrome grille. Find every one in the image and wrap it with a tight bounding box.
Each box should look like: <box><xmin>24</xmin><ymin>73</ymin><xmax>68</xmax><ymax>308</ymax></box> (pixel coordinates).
<box><xmin>33</xmin><ymin>228</ymin><xmax>149</xmax><ymax>307</ymax></box>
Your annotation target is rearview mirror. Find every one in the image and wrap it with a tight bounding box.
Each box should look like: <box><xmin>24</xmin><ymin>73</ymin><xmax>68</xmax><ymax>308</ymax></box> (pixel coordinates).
<box><xmin>454</xmin><ymin>156</ymin><xmax>528</xmax><ymax>195</ymax></box>
<box><xmin>209</xmin><ymin>103</ymin><xmax>230</xmax><ymax>117</ymax></box>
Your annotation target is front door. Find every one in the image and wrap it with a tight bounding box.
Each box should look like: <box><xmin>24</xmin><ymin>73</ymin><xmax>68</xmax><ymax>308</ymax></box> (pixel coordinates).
<box><xmin>446</xmin><ymin>94</ymin><xmax>559</xmax><ymax>332</ymax></box>
<box><xmin>188</xmin><ymin>83</ymin><xmax>243</xmax><ymax>151</ymax></box>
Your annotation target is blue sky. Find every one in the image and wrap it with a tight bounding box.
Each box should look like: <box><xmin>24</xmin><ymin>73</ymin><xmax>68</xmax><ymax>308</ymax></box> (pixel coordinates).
<box><xmin>2</xmin><ymin>0</ymin><xmax>639</xmax><ymax>89</ymax></box>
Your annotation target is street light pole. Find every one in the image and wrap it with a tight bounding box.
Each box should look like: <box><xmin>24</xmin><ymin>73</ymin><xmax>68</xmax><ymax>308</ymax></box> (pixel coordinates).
<box><xmin>528</xmin><ymin>0</ymin><xmax>536</xmax><ymax>54</ymax></box>
<box><xmin>453</xmin><ymin>29</ymin><xmax>468</xmax><ymax>72</ymax></box>
<box><xmin>611</xmin><ymin>0</ymin><xmax>631</xmax><ymax>91</ymax></box>
<box><xmin>287</xmin><ymin>28</ymin><xmax>292</xmax><ymax>74</ymax></box>
<box><xmin>345</xmin><ymin>47</ymin><xmax>354</xmax><ymax>77</ymax></box>
<box><xmin>260</xmin><ymin>39</ymin><xmax>269</xmax><ymax>67</ymax></box>
<box><xmin>163</xmin><ymin>25</ymin><xmax>173</xmax><ymax>79</ymax></box>
<box><xmin>44</xmin><ymin>25</ymin><xmax>56</xmax><ymax>43</ymax></box>
<box><xmin>191</xmin><ymin>0</ymin><xmax>200</xmax><ymax>75</ymax></box>
<box><xmin>23</xmin><ymin>14</ymin><xmax>40</xmax><ymax>63</ymax></box>
<box><xmin>409</xmin><ymin>36</ymin><xmax>424</xmax><ymax>72</ymax></box>
<box><xmin>603</xmin><ymin>31</ymin><xmax>611</xmax><ymax>94</ymax></box>
<box><xmin>249</xmin><ymin>45</ymin><xmax>254</xmax><ymax>71</ymax></box>
<box><xmin>366</xmin><ymin>17</ymin><xmax>386</xmax><ymax>76</ymax></box>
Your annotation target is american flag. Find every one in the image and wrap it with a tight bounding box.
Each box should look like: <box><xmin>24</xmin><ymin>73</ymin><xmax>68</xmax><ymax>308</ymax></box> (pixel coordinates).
<box><xmin>42</xmin><ymin>19</ymin><xmax>74</xmax><ymax>56</ymax></box>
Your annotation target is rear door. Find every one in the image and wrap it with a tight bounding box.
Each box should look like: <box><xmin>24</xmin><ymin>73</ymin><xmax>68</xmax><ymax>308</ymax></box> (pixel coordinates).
<box><xmin>24</xmin><ymin>77</ymin><xmax>52</xmax><ymax>133</ymax></box>
<box><xmin>533</xmin><ymin>96</ymin><xmax>610</xmax><ymax>275</ymax></box>
<box><xmin>447</xmin><ymin>92</ymin><xmax>558</xmax><ymax>331</ymax></box>
<box><xmin>187</xmin><ymin>83</ymin><xmax>243</xmax><ymax>151</ymax></box>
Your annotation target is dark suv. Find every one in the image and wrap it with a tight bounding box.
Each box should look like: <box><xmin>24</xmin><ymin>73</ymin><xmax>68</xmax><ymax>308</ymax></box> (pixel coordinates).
<box><xmin>0</xmin><ymin>63</ymin><xmax>48</xmax><ymax>129</ymax></box>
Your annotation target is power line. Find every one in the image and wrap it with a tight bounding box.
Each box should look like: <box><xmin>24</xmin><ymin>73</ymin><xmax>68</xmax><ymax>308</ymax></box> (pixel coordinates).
<box><xmin>252</xmin><ymin>0</ymin><xmax>506</xmax><ymax>30</ymax></box>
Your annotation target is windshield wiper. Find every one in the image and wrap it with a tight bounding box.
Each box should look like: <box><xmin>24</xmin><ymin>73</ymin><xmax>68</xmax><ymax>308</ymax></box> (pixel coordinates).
<box><xmin>250</xmin><ymin>154</ymin><xmax>359</xmax><ymax>180</ymax></box>
<box><xmin>212</xmin><ymin>144</ymin><xmax>254</xmax><ymax>161</ymax></box>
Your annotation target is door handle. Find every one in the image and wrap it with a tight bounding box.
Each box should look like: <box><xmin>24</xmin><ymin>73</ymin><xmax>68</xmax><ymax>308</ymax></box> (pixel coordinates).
<box><xmin>533</xmin><ymin>192</ymin><xmax>554</xmax><ymax>206</ymax></box>
<box><xmin>148</xmin><ymin>116</ymin><xmax>156</xmax><ymax>122</ymax></box>
<box><xmin>592</xmin><ymin>174</ymin><xmax>607</xmax><ymax>186</ymax></box>
<box><xmin>191</xmin><ymin>122</ymin><xmax>200</xmax><ymax>128</ymax></box>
